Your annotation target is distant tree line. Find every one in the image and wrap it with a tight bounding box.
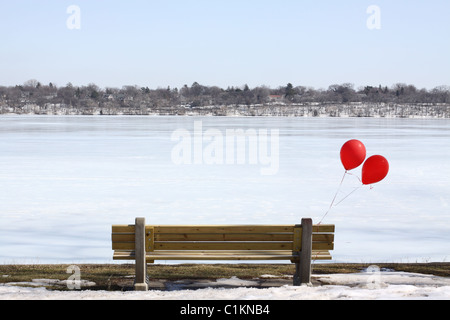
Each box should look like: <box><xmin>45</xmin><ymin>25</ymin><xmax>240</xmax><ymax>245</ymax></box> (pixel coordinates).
<box><xmin>1</xmin><ymin>80</ymin><xmax>449</xmax><ymax>111</ymax></box>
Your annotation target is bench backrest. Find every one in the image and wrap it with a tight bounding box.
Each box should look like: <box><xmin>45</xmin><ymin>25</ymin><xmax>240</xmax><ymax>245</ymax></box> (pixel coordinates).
<box><xmin>112</xmin><ymin>224</ymin><xmax>334</xmax><ymax>253</ymax></box>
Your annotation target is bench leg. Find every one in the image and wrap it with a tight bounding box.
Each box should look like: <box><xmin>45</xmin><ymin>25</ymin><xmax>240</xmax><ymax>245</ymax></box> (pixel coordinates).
<box><xmin>135</xmin><ymin>217</ymin><xmax>148</xmax><ymax>291</ymax></box>
<box><xmin>294</xmin><ymin>218</ymin><xmax>313</xmax><ymax>286</ymax></box>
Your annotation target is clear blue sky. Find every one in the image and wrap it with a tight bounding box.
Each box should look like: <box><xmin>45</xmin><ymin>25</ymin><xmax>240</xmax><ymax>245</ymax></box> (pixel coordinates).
<box><xmin>1</xmin><ymin>0</ymin><xmax>449</xmax><ymax>90</ymax></box>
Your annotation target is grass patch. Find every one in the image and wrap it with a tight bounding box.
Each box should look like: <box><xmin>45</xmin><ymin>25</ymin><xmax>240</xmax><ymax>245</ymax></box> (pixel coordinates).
<box><xmin>0</xmin><ymin>263</ymin><xmax>448</xmax><ymax>291</ymax></box>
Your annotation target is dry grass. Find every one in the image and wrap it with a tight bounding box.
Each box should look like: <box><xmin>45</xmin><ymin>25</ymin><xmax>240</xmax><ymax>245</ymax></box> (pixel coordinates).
<box><xmin>0</xmin><ymin>263</ymin><xmax>448</xmax><ymax>291</ymax></box>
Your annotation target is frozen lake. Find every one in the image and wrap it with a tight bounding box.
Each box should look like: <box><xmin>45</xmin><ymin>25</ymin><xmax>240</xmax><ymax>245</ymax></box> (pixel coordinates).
<box><xmin>0</xmin><ymin>116</ymin><xmax>449</xmax><ymax>264</ymax></box>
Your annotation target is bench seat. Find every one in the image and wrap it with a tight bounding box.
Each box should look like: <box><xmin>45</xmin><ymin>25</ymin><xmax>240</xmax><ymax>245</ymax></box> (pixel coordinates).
<box><xmin>114</xmin><ymin>249</ymin><xmax>332</xmax><ymax>261</ymax></box>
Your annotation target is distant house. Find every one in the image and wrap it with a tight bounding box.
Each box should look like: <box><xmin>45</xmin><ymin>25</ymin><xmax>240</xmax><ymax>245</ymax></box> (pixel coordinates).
<box><xmin>116</xmin><ymin>93</ymin><xmax>126</xmax><ymax>102</ymax></box>
<box><xmin>103</xmin><ymin>94</ymin><xmax>114</xmax><ymax>101</ymax></box>
<box><xmin>44</xmin><ymin>93</ymin><xmax>58</xmax><ymax>100</ymax></box>
<box><xmin>268</xmin><ymin>95</ymin><xmax>284</xmax><ymax>103</ymax></box>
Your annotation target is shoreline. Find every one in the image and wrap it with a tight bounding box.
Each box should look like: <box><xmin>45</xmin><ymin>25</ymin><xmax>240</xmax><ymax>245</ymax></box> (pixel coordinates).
<box><xmin>1</xmin><ymin>102</ymin><xmax>450</xmax><ymax>118</ymax></box>
<box><xmin>1</xmin><ymin>263</ymin><xmax>448</xmax><ymax>292</ymax></box>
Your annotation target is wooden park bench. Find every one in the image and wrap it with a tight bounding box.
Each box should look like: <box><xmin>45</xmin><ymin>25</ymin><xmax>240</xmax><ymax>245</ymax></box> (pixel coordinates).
<box><xmin>112</xmin><ymin>218</ymin><xmax>335</xmax><ymax>291</ymax></box>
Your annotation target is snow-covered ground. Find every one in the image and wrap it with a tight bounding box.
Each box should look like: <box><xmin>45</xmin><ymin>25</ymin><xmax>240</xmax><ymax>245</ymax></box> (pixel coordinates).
<box><xmin>1</xmin><ymin>270</ymin><xmax>449</xmax><ymax>300</ymax></box>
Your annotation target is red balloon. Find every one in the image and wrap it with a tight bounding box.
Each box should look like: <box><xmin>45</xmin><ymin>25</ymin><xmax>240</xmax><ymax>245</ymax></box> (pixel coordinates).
<box><xmin>362</xmin><ymin>155</ymin><xmax>389</xmax><ymax>185</ymax></box>
<box><xmin>340</xmin><ymin>140</ymin><xmax>367</xmax><ymax>171</ymax></box>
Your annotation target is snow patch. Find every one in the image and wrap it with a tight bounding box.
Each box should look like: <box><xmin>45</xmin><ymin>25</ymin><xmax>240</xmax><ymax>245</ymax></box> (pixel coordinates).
<box><xmin>0</xmin><ymin>271</ymin><xmax>449</xmax><ymax>300</ymax></box>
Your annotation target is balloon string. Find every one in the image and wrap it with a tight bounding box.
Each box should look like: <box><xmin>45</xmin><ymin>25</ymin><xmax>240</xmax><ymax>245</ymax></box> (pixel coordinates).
<box><xmin>318</xmin><ymin>171</ymin><xmax>347</xmax><ymax>225</ymax></box>
<box><xmin>345</xmin><ymin>171</ymin><xmax>362</xmax><ymax>184</ymax></box>
<box><xmin>313</xmin><ymin>172</ymin><xmax>363</xmax><ymax>265</ymax></box>
<box><xmin>333</xmin><ymin>186</ymin><xmax>362</xmax><ymax>207</ymax></box>
<box><xmin>314</xmin><ymin>171</ymin><xmax>362</xmax><ymax>266</ymax></box>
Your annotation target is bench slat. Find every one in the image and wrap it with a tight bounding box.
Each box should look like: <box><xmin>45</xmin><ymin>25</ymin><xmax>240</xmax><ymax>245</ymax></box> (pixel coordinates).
<box><xmin>149</xmin><ymin>250</ymin><xmax>332</xmax><ymax>260</ymax></box>
<box><xmin>112</xmin><ymin>232</ymin><xmax>334</xmax><ymax>243</ymax></box>
<box><xmin>112</xmin><ymin>224</ymin><xmax>335</xmax><ymax>233</ymax></box>
<box><xmin>312</xmin><ymin>225</ymin><xmax>335</xmax><ymax>233</ymax></box>
<box><xmin>154</xmin><ymin>233</ymin><xmax>294</xmax><ymax>242</ymax></box>
<box><xmin>147</xmin><ymin>255</ymin><xmax>295</xmax><ymax>261</ymax></box>
<box><xmin>112</xmin><ymin>225</ymin><xmax>135</xmax><ymax>233</ymax></box>
<box><xmin>314</xmin><ymin>234</ymin><xmax>334</xmax><ymax>242</ymax></box>
<box><xmin>113</xmin><ymin>250</ymin><xmax>332</xmax><ymax>261</ymax></box>
<box><xmin>152</xmin><ymin>225</ymin><xmax>335</xmax><ymax>233</ymax></box>
<box><xmin>113</xmin><ymin>242</ymin><xmax>333</xmax><ymax>252</ymax></box>
<box><xmin>112</xmin><ymin>241</ymin><xmax>333</xmax><ymax>251</ymax></box>
<box><xmin>312</xmin><ymin>242</ymin><xmax>334</xmax><ymax>251</ymax></box>
<box><xmin>153</xmin><ymin>226</ymin><xmax>295</xmax><ymax>234</ymax></box>
<box><xmin>112</xmin><ymin>234</ymin><xmax>135</xmax><ymax>242</ymax></box>
<box><xmin>154</xmin><ymin>241</ymin><xmax>294</xmax><ymax>251</ymax></box>
<box><xmin>112</xmin><ymin>242</ymin><xmax>135</xmax><ymax>250</ymax></box>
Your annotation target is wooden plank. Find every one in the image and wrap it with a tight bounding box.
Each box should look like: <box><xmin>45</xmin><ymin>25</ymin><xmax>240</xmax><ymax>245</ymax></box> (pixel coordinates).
<box><xmin>113</xmin><ymin>224</ymin><xmax>335</xmax><ymax>234</ymax></box>
<box><xmin>144</xmin><ymin>255</ymin><xmax>332</xmax><ymax>261</ymax></box>
<box><xmin>154</xmin><ymin>233</ymin><xmax>294</xmax><ymax>242</ymax></box>
<box><xmin>312</xmin><ymin>242</ymin><xmax>334</xmax><ymax>251</ymax></box>
<box><xmin>310</xmin><ymin>256</ymin><xmax>332</xmax><ymax>261</ymax></box>
<box><xmin>112</xmin><ymin>225</ymin><xmax>135</xmax><ymax>233</ymax></box>
<box><xmin>312</xmin><ymin>225</ymin><xmax>335</xmax><ymax>233</ymax></box>
<box><xmin>147</xmin><ymin>250</ymin><xmax>295</xmax><ymax>256</ymax></box>
<box><xmin>113</xmin><ymin>250</ymin><xmax>333</xmax><ymax>261</ymax></box>
<box><xmin>112</xmin><ymin>234</ymin><xmax>135</xmax><ymax>242</ymax></box>
<box><xmin>312</xmin><ymin>234</ymin><xmax>334</xmax><ymax>242</ymax></box>
<box><xmin>114</xmin><ymin>232</ymin><xmax>333</xmax><ymax>243</ymax></box>
<box><xmin>146</xmin><ymin>251</ymin><xmax>296</xmax><ymax>261</ymax></box>
<box><xmin>113</xmin><ymin>251</ymin><xmax>135</xmax><ymax>260</ymax></box>
<box><xmin>153</xmin><ymin>225</ymin><xmax>295</xmax><ymax>234</ymax></box>
<box><xmin>114</xmin><ymin>232</ymin><xmax>334</xmax><ymax>243</ymax></box>
<box><xmin>154</xmin><ymin>241</ymin><xmax>293</xmax><ymax>251</ymax></box>
<box><xmin>146</xmin><ymin>255</ymin><xmax>293</xmax><ymax>261</ymax></box>
<box><xmin>114</xmin><ymin>241</ymin><xmax>333</xmax><ymax>251</ymax></box>
<box><xmin>112</xmin><ymin>242</ymin><xmax>135</xmax><ymax>250</ymax></box>
<box><xmin>113</xmin><ymin>250</ymin><xmax>134</xmax><ymax>255</ymax></box>
<box><xmin>112</xmin><ymin>235</ymin><xmax>333</xmax><ymax>244</ymax></box>
<box><xmin>312</xmin><ymin>251</ymin><xmax>332</xmax><ymax>260</ymax></box>
<box><xmin>145</xmin><ymin>251</ymin><xmax>332</xmax><ymax>261</ymax></box>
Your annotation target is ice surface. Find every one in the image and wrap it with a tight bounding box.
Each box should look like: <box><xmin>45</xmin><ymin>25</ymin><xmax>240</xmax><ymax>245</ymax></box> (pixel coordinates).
<box><xmin>0</xmin><ymin>116</ymin><xmax>449</xmax><ymax>263</ymax></box>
